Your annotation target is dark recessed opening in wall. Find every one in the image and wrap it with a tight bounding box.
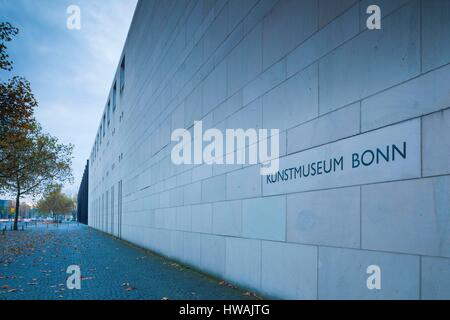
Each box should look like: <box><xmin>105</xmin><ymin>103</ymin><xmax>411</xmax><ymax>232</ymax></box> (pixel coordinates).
<box><xmin>113</xmin><ymin>81</ymin><xmax>117</xmax><ymax>111</ymax></box>
<box><xmin>107</xmin><ymin>99</ymin><xmax>111</xmax><ymax>126</ymax></box>
<box><xmin>120</xmin><ymin>56</ymin><xmax>125</xmax><ymax>94</ymax></box>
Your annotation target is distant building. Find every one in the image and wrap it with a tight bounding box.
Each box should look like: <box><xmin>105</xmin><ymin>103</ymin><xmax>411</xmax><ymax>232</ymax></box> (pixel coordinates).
<box><xmin>0</xmin><ymin>200</ymin><xmax>14</xmax><ymax>219</ymax></box>
<box><xmin>77</xmin><ymin>160</ymin><xmax>89</xmax><ymax>224</ymax></box>
<box><xmin>0</xmin><ymin>200</ymin><xmax>8</xmax><ymax>219</ymax></box>
<box><xmin>19</xmin><ymin>202</ymin><xmax>31</xmax><ymax>219</ymax></box>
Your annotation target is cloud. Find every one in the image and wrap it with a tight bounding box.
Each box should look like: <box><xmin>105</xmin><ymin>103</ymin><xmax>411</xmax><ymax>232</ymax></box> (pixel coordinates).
<box><xmin>1</xmin><ymin>0</ymin><xmax>137</xmax><ymax>198</ymax></box>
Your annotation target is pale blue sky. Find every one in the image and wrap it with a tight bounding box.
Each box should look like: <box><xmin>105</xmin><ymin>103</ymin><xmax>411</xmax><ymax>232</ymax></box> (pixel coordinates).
<box><xmin>0</xmin><ymin>0</ymin><xmax>137</xmax><ymax>199</ymax></box>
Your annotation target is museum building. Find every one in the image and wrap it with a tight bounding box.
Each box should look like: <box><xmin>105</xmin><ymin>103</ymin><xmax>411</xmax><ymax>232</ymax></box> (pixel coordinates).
<box><xmin>87</xmin><ymin>0</ymin><xmax>450</xmax><ymax>299</ymax></box>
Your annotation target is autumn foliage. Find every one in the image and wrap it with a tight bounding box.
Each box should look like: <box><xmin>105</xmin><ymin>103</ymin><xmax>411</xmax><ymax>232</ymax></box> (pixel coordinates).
<box><xmin>0</xmin><ymin>22</ymin><xmax>73</xmax><ymax>230</ymax></box>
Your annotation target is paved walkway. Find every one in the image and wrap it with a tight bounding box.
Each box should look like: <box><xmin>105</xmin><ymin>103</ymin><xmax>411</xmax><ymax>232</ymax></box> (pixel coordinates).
<box><xmin>0</xmin><ymin>224</ymin><xmax>256</xmax><ymax>300</ymax></box>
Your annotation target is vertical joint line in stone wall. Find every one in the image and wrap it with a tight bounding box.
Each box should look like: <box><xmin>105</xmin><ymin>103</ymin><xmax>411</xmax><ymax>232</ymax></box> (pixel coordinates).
<box><xmin>359</xmin><ymin>185</ymin><xmax>362</xmax><ymax>249</ymax></box>
<box><xmin>259</xmin><ymin>240</ymin><xmax>263</xmax><ymax>291</ymax></box>
<box><xmin>419</xmin><ymin>255</ymin><xmax>422</xmax><ymax>299</ymax></box>
<box><xmin>199</xmin><ymin>229</ymin><xmax>203</xmax><ymax>271</ymax></box>
<box><xmin>419</xmin><ymin>0</ymin><xmax>423</xmax><ymax>74</ymax></box>
<box><xmin>260</xmin><ymin>167</ymin><xmax>263</xmax><ymax>198</ymax></box>
<box><xmin>224</xmin><ymin>236</ymin><xmax>227</xmax><ymax>282</ymax></box>
<box><xmin>284</xmin><ymin>131</ymin><xmax>287</xmax><ymax>158</ymax></box>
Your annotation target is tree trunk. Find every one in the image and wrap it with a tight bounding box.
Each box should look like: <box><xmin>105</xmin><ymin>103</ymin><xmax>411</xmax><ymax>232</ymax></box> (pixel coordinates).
<box><xmin>13</xmin><ymin>193</ymin><xmax>20</xmax><ymax>231</ymax></box>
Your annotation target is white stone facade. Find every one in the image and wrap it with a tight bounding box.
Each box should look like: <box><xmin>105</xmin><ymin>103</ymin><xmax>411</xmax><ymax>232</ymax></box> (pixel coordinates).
<box><xmin>88</xmin><ymin>0</ymin><xmax>450</xmax><ymax>299</ymax></box>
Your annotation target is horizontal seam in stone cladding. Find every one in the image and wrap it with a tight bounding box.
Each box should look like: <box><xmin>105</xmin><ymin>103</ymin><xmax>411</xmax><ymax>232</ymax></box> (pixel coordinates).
<box><xmin>102</xmin><ymin>222</ymin><xmax>450</xmax><ymax>261</ymax></box>
<box><xmin>119</xmin><ymin>156</ymin><xmax>450</xmax><ymax>208</ymax></box>
<box><xmin>421</xmin><ymin>108</ymin><xmax>450</xmax><ymax>177</ymax></box>
<box><xmin>93</xmin><ymin>0</ymin><xmax>416</xmax><ymax>179</ymax></box>
<box><xmin>121</xmin><ymin>171</ymin><xmax>450</xmax><ymax>218</ymax></box>
<box><xmin>127</xmin><ymin>10</ymin><xmax>420</xmax><ymax>172</ymax></box>
<box><xmin>361</xmin><ymin>62</ymin><xmax>450</xmax><ymax>132</ymax></box>
<box><xmin>241</xmin><ymin>0</ymin><xmax>414</xmax><ymax>110</ymax></box>
<box><xmin>360</xmin><ymin>175</ymin><xmax>450</xmax><ymax>258</ymax></box>
<box><xmin>117</xmin><ymin>7</ymin><xmax>218</xmax><ymax>149</ymax></box>
<box><xmin>286</xmin><ymin>102</ymin><xmax>360</xmax><ymax>154</ymax></box>
<box><xmin>120</xmin><ymin>0</ymin><xmax>252</xmax><ymax>148</ymax></box>
<box><xmin>319</xmin><ymin>0</ymin><xmax>421</xmax><ymax>114</ymax></box>
<box><xmin>111</xmin><ymin>1</ymin><xmax>363</xmax><ymax>163</ymax></box>
<box><xmin>119</xmin><ymin>1</ymin><xmax>194</xmax><ymax>122</ymax></box>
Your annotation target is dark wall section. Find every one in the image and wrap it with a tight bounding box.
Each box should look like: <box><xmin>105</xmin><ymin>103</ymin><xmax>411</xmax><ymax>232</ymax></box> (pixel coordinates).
<box><xmin>77</xmin><ymin>160</ymin><xmax>89</xmax><ymax>224</ymax></box>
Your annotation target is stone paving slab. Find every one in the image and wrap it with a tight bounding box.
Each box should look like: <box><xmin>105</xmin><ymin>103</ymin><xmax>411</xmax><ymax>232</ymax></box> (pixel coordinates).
<box><xmin>0</xmin><ymin>224</ymin><xmax>257</xmax><ymax>300</ymax></box>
